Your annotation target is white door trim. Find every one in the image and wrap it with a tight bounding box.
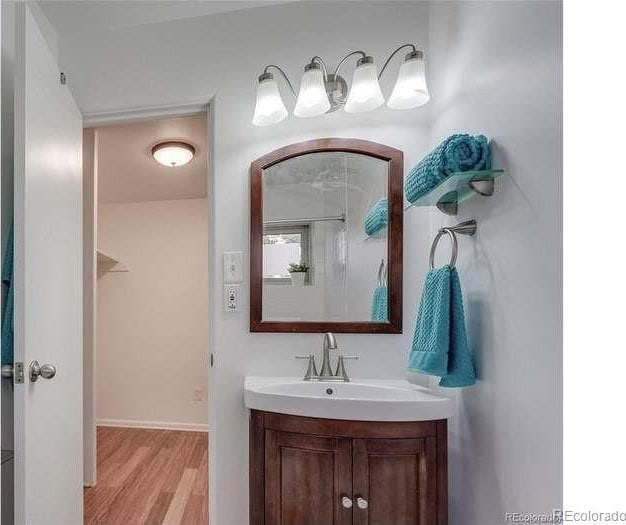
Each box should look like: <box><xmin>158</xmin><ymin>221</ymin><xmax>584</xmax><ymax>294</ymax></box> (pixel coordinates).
<box><xmin>83</xmin><ymin>99</ymin><xmax>210</xmax><ymax>128</ymax></box>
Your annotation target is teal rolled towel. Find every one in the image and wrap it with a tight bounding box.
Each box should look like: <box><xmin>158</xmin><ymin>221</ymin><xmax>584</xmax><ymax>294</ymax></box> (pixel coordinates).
<box><xmin>364</xmin><ymin>198</ymin><xmax>388</xmax><ymax>237</ymax></box>
<box><xmin>405</xmin><ymin>134</ymin><xmax>491</xmax><ymax>204</ymax></box>
<box><xmin>371</xmin><ymin>286</ymin><xmax>388</xmax><ymax>321</ymax></box>
<box><xmin>2</xmin><ymin>223</ymin><xmax>14</xmax><ymax>366</ymax></box>
<box><xmin>407</xmin><ymin>266</ymin><xmax>476</xmax><ymax>387</ymax></box>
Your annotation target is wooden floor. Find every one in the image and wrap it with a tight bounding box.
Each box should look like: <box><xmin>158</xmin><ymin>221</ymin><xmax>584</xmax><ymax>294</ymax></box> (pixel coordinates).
<box><xmin>84</xmin><ymin>426</ymin><xmax>208</xmax><ymax>525</ymax></box>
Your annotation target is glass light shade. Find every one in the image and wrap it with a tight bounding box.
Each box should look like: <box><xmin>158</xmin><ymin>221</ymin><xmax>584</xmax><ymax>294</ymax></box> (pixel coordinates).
<box><xmin>387</xmin><ymin>53</ymin><xmax>430</xmax><ymax>110</ymax></box>
<box><xmin>252</xmin><ymin>75</ymin><xmax>288</xmax><ymax>127</ymax></box>
<box><xmin>344</xmin><ymin>58</ymin><xmax>385</xmax><ymax>114</ymax></box>
<box><xmin>151</xmin><ymin>141</ymin><xmax>195</xmax><ymax>167</ymax></box>
<box><xmin>294</xmin><ymin>64</ymin><xmax>331</xmax><ymax>118</ymax></box>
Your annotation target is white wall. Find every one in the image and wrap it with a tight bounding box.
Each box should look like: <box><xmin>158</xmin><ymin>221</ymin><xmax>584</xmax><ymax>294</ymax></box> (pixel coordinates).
<box><xmin>428</xmin><ymin>1</ymin><xmax>562</xmax><ymax>522</ymax></box>
<box><xmin>54</xmin><ymin>1</ymin><xmax>562</xmax><ymax>523</ymax></box>
<box><xmin>199</xmin><ymin>6</ymin><xmax>432</xmax><ymax>522</ymax></box>
<box><xmin>97</xmin><ymin>198</ymin><xmax>209</xmax><ymax>430</ymax></box>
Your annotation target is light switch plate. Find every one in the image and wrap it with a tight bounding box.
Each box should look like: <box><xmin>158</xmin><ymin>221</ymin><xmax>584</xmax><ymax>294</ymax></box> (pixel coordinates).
<box><xmin>224</xmin><ymin>284</ymin><xmax>241</xmax><ymax>312</ymax></box>
<box><xmin>223</xmin><ymin>251</ymin><xmax>244</xmax><ymax>284</ymax></box>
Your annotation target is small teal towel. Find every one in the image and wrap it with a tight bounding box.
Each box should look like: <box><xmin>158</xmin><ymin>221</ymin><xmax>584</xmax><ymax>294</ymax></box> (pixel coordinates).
<box><xmin>2</xmin><ymin>224</ymin><xmax>14</xmax><ymax>366</ymax></box>
<box><xmin>364</xmin><ymin>198</ymin><xmax>388</xmax><ymax>237</ymax></box>
<box><xmin>405</xmin><ymin>134</ymin><xmax>491</xmax><ymax>203</ymax></box>
<box><xmin>408</xmin><ymin>266</ymin><xmax>476</xmax><ymax>387</ymax></box>
<box><xmin>371</xmin><ymin>286</ymin><xmax>388</xmax><ymax>321</ymax></box>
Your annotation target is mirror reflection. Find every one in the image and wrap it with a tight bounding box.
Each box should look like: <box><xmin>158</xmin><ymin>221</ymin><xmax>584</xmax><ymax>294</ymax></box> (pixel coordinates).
<box><xmin>262</xmin><ymin>152</ymin><xmax>388</xmax><ymax>322</ymax></box>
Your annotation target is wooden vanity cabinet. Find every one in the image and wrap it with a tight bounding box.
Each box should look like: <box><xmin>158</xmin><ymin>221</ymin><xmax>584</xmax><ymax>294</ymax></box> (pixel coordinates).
<box><xmin>250</xmin><ymin>411</ymin><xmax>448</xmax><ymax>525</ymax></box>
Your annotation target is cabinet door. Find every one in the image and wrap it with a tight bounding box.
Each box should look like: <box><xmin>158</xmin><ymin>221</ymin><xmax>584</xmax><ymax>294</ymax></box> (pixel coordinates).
<box><xmin>265</xmin><ymin>430</ymin><xmax>352</xmax><ymax>525</ymax></box>
<box><xmin>352</xmin><ymin>438</ymin><xmax>437</xmax><ymax>525</ymax></box>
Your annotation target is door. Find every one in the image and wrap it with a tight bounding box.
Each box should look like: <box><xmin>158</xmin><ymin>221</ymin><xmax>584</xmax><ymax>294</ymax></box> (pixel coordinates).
<box><xmin>264</xmin><ymin>430</ymin><xmax>352</xmax><ymax>525</ymax></box>
<box><xmin>13</xmin><ymin>3</ymin><xmax>83</xmax><ymax>524</ymax></box>
<box><xmin>352</xmin><ymin>438</ymin><xmax>437</xmax><ymax>525</ymax></box>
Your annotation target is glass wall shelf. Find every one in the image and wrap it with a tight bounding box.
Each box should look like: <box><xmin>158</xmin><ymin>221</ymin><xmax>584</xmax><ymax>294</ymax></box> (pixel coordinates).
<box><xmin>404</xmin><ymin>169</ymin><xmax>505</xmax><ymax>215</ymax></box>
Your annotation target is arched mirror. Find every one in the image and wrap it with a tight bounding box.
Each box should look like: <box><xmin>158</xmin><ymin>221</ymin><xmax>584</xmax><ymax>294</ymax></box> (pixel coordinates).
<box><xmin>250</xmin><ymin>139</ymin><xmax>403</xmax><ymax>333</ymax></box>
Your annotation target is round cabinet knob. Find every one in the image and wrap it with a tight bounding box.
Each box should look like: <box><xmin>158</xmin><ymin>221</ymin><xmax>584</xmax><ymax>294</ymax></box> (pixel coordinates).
<box><xmin>29</xmin><ymin>361</ymin><xmax>57</xmax><ymax>382</ymax></box>
<box><xmin>356</xmin><ymin>497</ymin><xmax>369</xmax><ymax>510</ymax></box>
<box><xmin>341</xmin><ymin>496</ymin><xmax>353</xmax><ymax>509</ymax></box>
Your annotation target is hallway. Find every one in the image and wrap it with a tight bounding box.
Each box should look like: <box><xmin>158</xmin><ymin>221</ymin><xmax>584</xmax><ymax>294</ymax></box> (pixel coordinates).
<box><xmin>84</xmin><ymin>427</ymin><xmax>208</xmax><ymax>524</ymax></box>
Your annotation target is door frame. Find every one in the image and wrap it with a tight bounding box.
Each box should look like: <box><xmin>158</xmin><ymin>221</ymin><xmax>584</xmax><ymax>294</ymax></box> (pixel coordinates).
<box><xmin>83</xmin><ymin>97</ymin><xmax>216</xmax><ymax>524</ymax></box>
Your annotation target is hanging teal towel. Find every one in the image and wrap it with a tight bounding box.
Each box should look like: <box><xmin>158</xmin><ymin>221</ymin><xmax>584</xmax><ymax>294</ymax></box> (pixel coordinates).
<box><xmin>405</xmin><ymin>134</ymin><xmax>491</xmax><ymax>204</ymax></box>
<box><xmin>407</xmin><ymin>266</ymin><xmax>476</xmax><ymax>387</ymax></box>
<box><xmin>364</xmin><ymin>198</ymin><xmax>388</xmax><ymax>237</ymax></box>
<box><xmin>2</xmin><ymin>224</ymin><xmax>14</xmax><ymax>366</ymax></box>
<box><xmin>371</xmin><ymin>286</ymin><xmax>388</xmax><ymax>321</ymax></box>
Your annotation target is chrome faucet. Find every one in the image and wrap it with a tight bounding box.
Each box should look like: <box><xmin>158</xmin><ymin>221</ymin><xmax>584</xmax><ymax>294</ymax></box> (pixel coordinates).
<box><xmin>318</xmin><ymin>332</ymin><xmax>338</xmax><ymax>379</ymax></box>
<box><xmin>296</xmin><ymin>333</ymin><xmax>358</xmax><ymax>382</ymax></box>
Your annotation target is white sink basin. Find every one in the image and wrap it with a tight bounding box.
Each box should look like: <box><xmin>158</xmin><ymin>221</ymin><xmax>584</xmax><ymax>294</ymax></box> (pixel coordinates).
<box><xmin>244</xmin><ymin>376</ymin><xmax>453</xmax><ymax>422</ymax></box>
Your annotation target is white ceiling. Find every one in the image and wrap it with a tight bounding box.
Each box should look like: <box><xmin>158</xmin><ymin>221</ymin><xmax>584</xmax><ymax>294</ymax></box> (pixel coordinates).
<box><xmin>96</xmin><ymin>115</ymin><xmax>208</xmax><ymax>204</ymax></box>
<box><xmin>39</xmin><ymin>0</ymin><xmax>291</xmax><ymax>37</ymax></box>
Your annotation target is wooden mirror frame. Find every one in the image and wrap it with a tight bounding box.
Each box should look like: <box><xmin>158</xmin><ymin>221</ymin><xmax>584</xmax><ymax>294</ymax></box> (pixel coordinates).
<box><xmin>250</xmin><ymin>138</ymin><xmax>403</xmax><ymax>333</ymax></box>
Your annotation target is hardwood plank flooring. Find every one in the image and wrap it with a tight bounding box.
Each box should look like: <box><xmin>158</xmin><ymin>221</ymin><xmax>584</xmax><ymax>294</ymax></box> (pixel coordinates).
<box><xmin>85</xmin><ymin>427</ymin><xmax>208</xmax><ymax>525</ymax></box>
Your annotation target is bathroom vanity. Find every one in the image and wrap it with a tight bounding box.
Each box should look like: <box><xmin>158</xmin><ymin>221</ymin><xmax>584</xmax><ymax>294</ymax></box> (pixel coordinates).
<box><xmin>246</xmin><ymin>377</ymin><xmax>451</xmax><ymax>525</ymax></box>
<box><xmin>250</xmin><ymin>411</ymin><xmax>447</xmax><ymax>525</ymax></box>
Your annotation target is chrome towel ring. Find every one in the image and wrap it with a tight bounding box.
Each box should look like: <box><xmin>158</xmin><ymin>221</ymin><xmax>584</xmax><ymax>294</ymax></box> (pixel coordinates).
<box><xmin>429</xmin><ymin>229</ymin><xmax>458</xmax><ymax>269</ymax></box>
<box><xmin>428</xmin><ymin>219</ymin><xmax>478</xmax><ymax>269</ymax></box>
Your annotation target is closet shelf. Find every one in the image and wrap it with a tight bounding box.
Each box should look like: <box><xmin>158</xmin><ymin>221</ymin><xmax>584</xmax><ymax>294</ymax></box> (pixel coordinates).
<box><xmin>97</xmin><ymin>250</ymin><xmax>129</xmax><ymax>273</ymax></box>
<box><xmin>404</xmin><ymin>169</ymin><xmax>505</xmax><ymax>216</ymax></box>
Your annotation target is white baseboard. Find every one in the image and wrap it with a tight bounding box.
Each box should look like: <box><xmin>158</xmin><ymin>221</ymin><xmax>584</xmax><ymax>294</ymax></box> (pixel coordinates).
<box><xmin>97</xmin><ymin>418</ymin><xmax>209</xmax><ymax>432</ymax></box>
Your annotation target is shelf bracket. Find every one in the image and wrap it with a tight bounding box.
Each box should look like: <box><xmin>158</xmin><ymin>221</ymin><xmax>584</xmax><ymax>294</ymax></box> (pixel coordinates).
<box><xmin>434</xmin><ymin>172</ymin><xmax>501</xmax><ymax>215</ymax></box>
<box><xmin>468</xmin><ymin>177</ymin><xmax>495</xmax><ymax>196</ymax></box>
<box><xmin>436</xmin><ymin>191</ymin><xmax>459</xmax><ymax>216</ymax></box>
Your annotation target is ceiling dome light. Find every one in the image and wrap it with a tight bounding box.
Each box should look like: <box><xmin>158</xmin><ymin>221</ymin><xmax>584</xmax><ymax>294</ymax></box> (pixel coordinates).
<box><xmin>253</xmin><ymin>72</ymin><xmax>288</xmax><ymax>126</ymax></box>
<box><xmin>344</xmin><ymin>56</ymin><xmax>384</xmax><ymax>114</ymax></box>
<box><xmin>387</xmin><ymin>50</ymin><xmax>430</xmax><ymax>110</ymax></box>
<box><xmin>294</xmin><ymin>62</ymin><xmax>331</xmax><ymax>118</ymax></box>
<box><xmin>151</xmin><ymin>141</ymin><xmax>195</xmax><ymax>167</ymax></box>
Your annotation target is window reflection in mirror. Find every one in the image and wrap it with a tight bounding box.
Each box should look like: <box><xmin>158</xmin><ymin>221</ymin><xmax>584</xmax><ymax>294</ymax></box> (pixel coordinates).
<box><xmin>263</xmin><ymin>225</ymin><xmax>311</xmax><ymax>284</ymax></box>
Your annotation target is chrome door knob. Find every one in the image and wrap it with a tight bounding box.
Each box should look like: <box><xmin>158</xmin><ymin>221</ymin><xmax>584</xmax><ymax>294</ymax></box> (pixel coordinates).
<box><xmin>356</xmin><ymin>497</ymin><xmax>368</xmax><ymax>510</ymax></box>
<box><xmin>29</xmin><ymin>361</ymin><xmax>56</xmax><ymax>382</ymax></box>
<box><xmin>341</xmin><ymin>496</ymin><xmax>353</xmax><ymax>509</ymax></box>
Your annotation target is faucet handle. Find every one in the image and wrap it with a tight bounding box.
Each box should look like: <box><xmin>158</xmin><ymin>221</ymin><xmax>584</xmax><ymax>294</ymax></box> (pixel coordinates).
<box><xmin>335</xmin><ymin>355</ymin><xmax>358</xmax><ymax>382</ymax></box>
<box><xmin>295</xmin><ymin>355</ymin><xmax>319</xmax><ymax>381</ymax></box>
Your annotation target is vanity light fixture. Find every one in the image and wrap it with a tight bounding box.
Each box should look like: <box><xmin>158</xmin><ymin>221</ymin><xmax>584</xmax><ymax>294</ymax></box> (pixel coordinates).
<box><xmin>151</xmin><ymin>141</ymin><xmax>195</xmax><ymax>167</ymax></box>
<box><xmin>252</xmin><ymin>44</ymin><xmax>429</xmax><ymax>126</ymax></box>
